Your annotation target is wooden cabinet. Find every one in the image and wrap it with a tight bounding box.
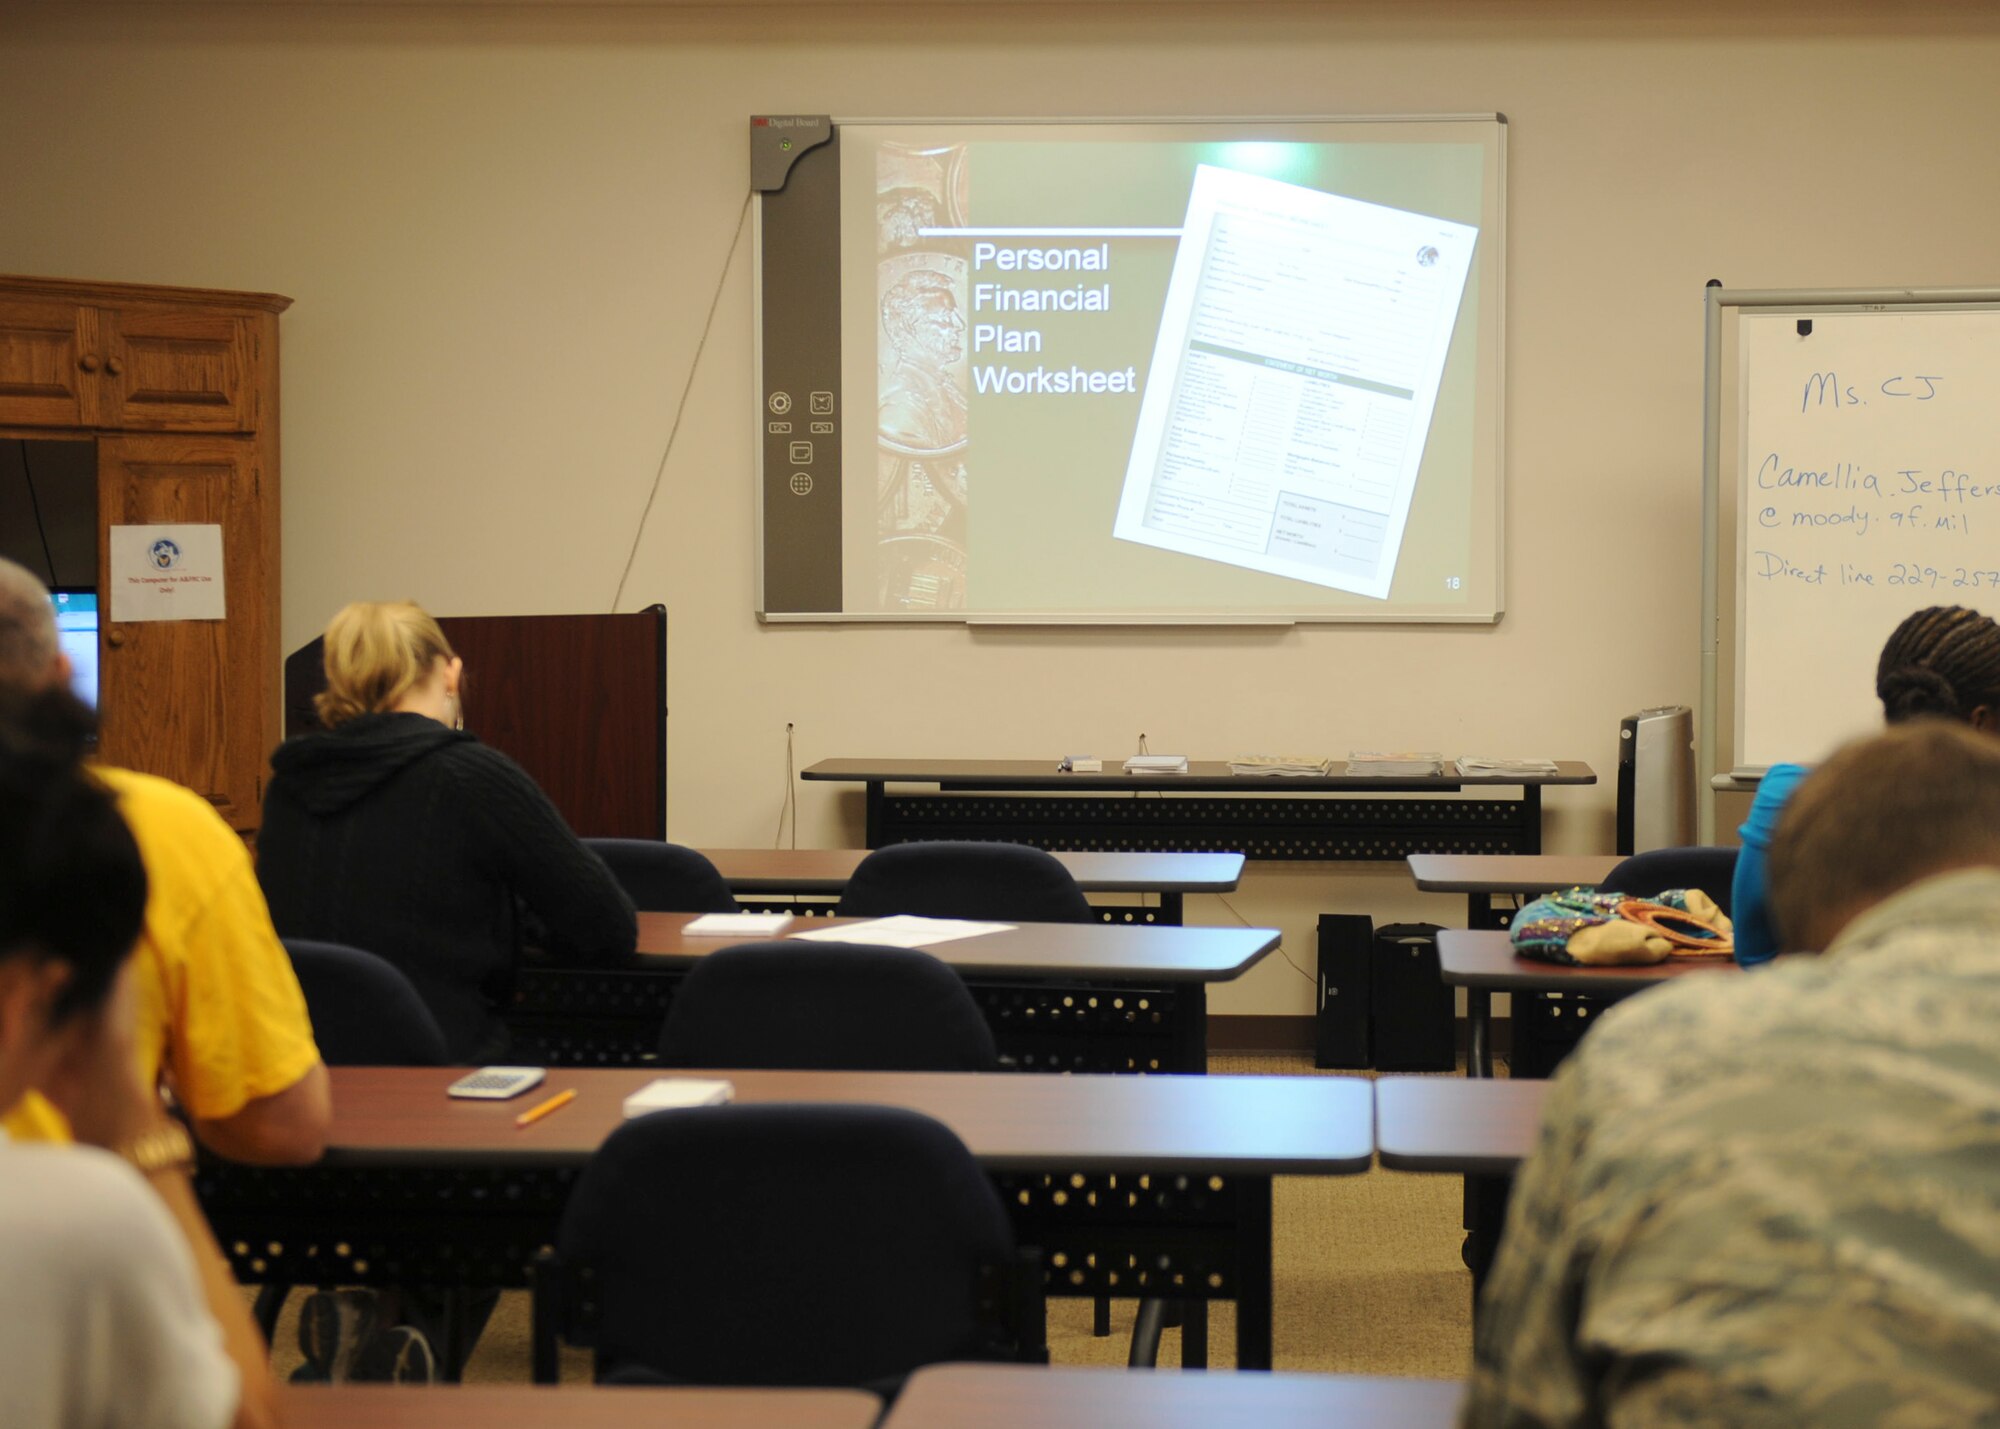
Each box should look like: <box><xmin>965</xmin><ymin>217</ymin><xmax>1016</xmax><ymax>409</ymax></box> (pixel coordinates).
<box><xmin>0</xmin><ymin>276</ymin><xmax>288</xmax><ymax>831</ymax></box>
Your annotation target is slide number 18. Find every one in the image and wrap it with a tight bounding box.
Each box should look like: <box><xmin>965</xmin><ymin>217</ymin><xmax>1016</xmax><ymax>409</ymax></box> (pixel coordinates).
<box><xmin>1444</xmin><ymin>576</ymin><xmax>1462</xmax><ymax>590</ymax></box>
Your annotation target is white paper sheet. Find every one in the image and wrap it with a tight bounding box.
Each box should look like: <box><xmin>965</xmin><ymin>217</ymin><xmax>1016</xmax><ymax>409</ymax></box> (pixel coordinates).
<box><xmin>108</xmin><ymin>523</ymin><xmax>227</xmax><ymax>622</ymax></box>
<box><xmin>791</xmin><ymin>915</ymin><xmax>1016</xmax><ymax>949</ymax></box>
<box><xmin>1113</xmin><ymin>166</ymin><xmax>1477</xmax><ymax>599</ymax></box>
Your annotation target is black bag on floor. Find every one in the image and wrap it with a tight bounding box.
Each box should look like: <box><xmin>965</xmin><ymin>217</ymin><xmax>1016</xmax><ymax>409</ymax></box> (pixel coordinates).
<box><xmin>1313</xmin><ymin>913</ymin><xmax>1374</xmax><ymax>1069</ymax></box>
<box><xmin>1371</xmin><ymin>922</ymin><xmax>1454</xmax><ymax>1071</ymax></box>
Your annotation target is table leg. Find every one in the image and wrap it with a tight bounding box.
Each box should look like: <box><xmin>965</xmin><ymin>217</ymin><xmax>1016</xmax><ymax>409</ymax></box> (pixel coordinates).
<box><xmin>1170</xmin><ymin>985</ymin><xmax>1209</xmax><ymax>1075</ymax></box>
<box><xmin>864</xmin><ymin>780</ymin><xmax>885</xmax><ymax>848</ymax></box>
<box><xmin>1467</xmin><ymin>988</ymin><xmax>1493</xmax><ymax>1078</ymax></box>
<box><xmin>1232</xmin><ymin>1177</ymin><xmax>1274</xmax><ymax>1371</ymax></box>
<box><xmin>1157</xmin><ymin>891</ymin><xmax>1184</xmax><ymax>926</ymax></box>
<box><xmin>1127</xmin><ymin>1299</ymin><xmax>1165</xmax><ymax>1367</ymax></box>
<box><xmin>1181</xmin><ymin>1300</ymin><xmax>1208</xmax><ymax>1369</ymax></box>
<box><xmin>1464</xmin><ymin>1173</ymin><xmax>1511</xmax><ymax>1308</ymax></box>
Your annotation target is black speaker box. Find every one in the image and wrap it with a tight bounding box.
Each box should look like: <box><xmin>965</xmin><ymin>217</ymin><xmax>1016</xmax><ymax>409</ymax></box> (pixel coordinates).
<box><xmin>1370</xmin><ymin>922</ymin><xmax>1455</xmax><ymax>1071</ymax></box>
<box><xmin>1313</xmin><ymin>913</ymin><xmax>1374</xmax><ymax>1068</ymax></box>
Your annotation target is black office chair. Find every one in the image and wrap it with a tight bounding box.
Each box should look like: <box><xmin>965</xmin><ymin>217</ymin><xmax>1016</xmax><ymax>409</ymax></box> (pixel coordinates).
<box><xmin>583</xmin><ymin>838</ymin><xmax>736</xmax><ymax>913</ymax></box>
<box><xmin>284</xmin><ymin>938</ymin><xmax>450</xmax><ymax>1067</ymax></box>
<box><xmin>658</xmin><ymin>940</ymin><xmax>997</xmax><ymax>1071</ymax></box>
<box><xmin>531</xmin><ymin>1103</ymin><xmax>1045</xmax><ymax>1392</ymax></box>
<box><xmin>1598</xmin><ymin>845</ymin><xmax>1740</xmax><ymax>915</ymax></box>
<box><xmin>267</xmin><ymin>941</ymin><xmax>454</xmax><ymax>1364</ymax></box>
<box><xmin>837</xmin><ymin>841</ymin><xmax>1093</xmax><ymax>923</ymax></box>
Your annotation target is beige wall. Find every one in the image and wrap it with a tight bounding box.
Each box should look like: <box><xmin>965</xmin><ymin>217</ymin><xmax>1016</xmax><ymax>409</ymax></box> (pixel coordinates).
<box><xmin>4</xmin><ymin>2</ymin><xmax>1995</xmax><ymax>1013</ymax></box>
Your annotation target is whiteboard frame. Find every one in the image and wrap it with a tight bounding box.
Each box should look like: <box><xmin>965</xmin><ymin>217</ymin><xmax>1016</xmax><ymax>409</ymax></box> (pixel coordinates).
<box><xmin>754</xmin><ymin>113</ymin><xmax>1508</xmax><ymax>626</ymax></box>
<box><xmin>1697</xmin><ymin>285</ymin><xmax>2000</xmax><ymax>838</ymax></box>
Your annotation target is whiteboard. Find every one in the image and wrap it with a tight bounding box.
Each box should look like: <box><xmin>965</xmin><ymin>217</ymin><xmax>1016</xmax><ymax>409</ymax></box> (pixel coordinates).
<box><xmin>1713</xmin><ymin>297</ymin><xmax>2000</xmax><ymax>778</ymax></box>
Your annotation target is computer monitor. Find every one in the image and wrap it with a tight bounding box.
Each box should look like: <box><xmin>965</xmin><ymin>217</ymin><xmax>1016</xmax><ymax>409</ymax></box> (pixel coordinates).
<box><xmin>50</xmin><ymin>588</ymin><xmax>98</xmax><ymax>708</ymax></box>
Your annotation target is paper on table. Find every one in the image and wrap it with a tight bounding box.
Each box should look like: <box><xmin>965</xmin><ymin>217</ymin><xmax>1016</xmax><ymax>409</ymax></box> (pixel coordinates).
<box><xmin>622</xmin><ymin>1078</ymin><xmax>735</xmax><ymax>1118</ymax></box>
<box><xmin>1454</xmin><ymin>757</ymin><xmax>1560</xmax><ymax>776</ymax></box>
<box><xmin>683</xmin><ymin>912</ymin><xmax>793</xmax><ymax>936</ymax></box>
<box><xmin>791</xmin><ymin>915</ymin><xmax>1016</xmax><ymax>949</ymax></box>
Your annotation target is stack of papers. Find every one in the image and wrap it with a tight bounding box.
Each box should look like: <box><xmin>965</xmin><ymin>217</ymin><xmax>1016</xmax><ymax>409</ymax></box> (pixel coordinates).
<box><xmin>623</xmin><ymin>1078</ymin><xmax>735</xmax><ymax>1118</ymax></box>
<box><xmin>1454</xmin><ymin>757</ymin><xmax>1560</xmax><ymax>776</ymax></box>
<box><xmin>791</xmin><ymin>915</ymin><xmax>1015</xmax><ymax>949</ymax></box>
<box><xmin>683</xmin><ymin>912</ymin><xmax>793</xmax><ymax>936</ymax></box>
<box><xmin>1227</xmin><ymin>755</ymin><xmax>1334</xmax><ymax>776</ymax></box>
<box><xmin>1347</xmin><ymin>750</ymin><xmax>1445</xmax><ymax>776</ymax></box>
<box><xmin>1123</xmin><ymin>754</ymin><xmax>1190</xmax><ymax>774</ymax></box>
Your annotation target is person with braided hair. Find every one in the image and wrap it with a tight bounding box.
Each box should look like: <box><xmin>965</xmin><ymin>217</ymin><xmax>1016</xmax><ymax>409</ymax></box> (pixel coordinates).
<box><xmin>1732</xmin><ymin>604</ymin><xmax>2000</xmax><ymax>964</ymax></box>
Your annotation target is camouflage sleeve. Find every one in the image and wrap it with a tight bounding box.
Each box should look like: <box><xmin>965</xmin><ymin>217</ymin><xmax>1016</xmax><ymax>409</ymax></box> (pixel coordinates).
<box><xmin>1462</xmin><ymin>1060</ymin><xmax>1601</xmax><ymax>1429</ymax></box>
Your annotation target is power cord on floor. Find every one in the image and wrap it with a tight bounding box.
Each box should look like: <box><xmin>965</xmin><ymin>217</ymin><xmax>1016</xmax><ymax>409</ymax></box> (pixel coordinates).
<box><xmin>1213</xmin><ymin>892</ymin><xmax>1317</xmax><ymax>985</ymax></box>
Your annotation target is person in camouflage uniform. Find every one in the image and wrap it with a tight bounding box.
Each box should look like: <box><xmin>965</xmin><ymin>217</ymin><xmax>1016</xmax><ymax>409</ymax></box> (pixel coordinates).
<box><xmin>1465</xmin><ymin>720</ymin><xmax>2000</xmax><ymax>1428</ymax></box>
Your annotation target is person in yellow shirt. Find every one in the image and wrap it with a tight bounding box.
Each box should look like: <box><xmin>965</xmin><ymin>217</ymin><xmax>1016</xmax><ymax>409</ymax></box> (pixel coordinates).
<box><xmin>0</xmin><ymin>557</ymin><xmax>327</xmax><ymax>1164</ymax></box>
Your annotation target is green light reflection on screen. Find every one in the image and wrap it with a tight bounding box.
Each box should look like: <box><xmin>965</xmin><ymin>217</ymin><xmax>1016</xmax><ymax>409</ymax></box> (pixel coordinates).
<box><xmin>1201</xmin><ymin>142</ymin><xmax>1316</xmax><ymax>184</ymax></box>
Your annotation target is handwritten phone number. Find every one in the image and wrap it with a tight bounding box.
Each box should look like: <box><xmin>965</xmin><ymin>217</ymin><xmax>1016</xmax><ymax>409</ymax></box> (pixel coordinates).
<box><xmin>1888</xmin><ymin>564</ymin><xmax>2000</xmax><ymax>589</ymax></box>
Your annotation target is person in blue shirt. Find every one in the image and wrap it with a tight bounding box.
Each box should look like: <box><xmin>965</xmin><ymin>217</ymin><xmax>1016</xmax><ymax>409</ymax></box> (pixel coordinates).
<box><xmin>1733</xmin><ymin>604</ymin><xmax>2000</xmax><ymax>964</ymax></box>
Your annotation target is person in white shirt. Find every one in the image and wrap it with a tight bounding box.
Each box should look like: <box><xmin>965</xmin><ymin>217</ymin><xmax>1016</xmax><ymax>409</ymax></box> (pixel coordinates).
<box><xmin>0</xmin><ymin>689</ymin><xmax>277</xmax><ymax>1429</ymax></box>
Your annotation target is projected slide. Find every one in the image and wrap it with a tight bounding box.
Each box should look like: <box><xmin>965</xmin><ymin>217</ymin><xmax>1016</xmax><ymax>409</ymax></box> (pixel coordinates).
<box><xmin>755</xmin><ymin>117</ymin><xmax>1505</xmax><ymax>621</ymax></box>
<box><xmin>1112</xmin><ymin>166</ymin><xmax>1476</xmax><ymax>599</ymax></box>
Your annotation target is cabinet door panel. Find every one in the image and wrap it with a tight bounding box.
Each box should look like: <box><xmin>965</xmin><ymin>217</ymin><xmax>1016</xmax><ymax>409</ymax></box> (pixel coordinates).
<box><xmin>97</xmin><ymin>435</ymin><xmax>268</xmax><ymax>828</ymax></box>
<box><xmin>101</xmin><ymin>307</ymin><xmax>254</xmax><ymax>431</ymax></box>
<box><xmin>0</xmin><ymin>298</ymin><xmax>93</xmax><ymax>428</ymax></box>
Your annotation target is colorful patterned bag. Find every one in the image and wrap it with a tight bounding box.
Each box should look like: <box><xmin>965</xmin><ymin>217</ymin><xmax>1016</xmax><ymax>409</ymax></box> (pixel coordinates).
<box><xmin>1509</xmin><ymin>887</ymin><xmax>1734</xmax><ymax>966</ymax></box>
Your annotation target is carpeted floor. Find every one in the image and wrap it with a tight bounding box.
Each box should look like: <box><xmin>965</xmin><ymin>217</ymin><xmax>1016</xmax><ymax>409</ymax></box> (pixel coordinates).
<box><xmin>263</xmin><ymin>1053</ymin><xmax>1473</xmax><ymax>1383</ymax></box>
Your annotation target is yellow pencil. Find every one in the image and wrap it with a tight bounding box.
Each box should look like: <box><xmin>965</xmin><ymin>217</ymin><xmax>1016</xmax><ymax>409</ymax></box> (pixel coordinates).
<box><xmin>514</xmin><ymin>1088</ymin><xmax>577</xmax><ymax>1129</ymax></box>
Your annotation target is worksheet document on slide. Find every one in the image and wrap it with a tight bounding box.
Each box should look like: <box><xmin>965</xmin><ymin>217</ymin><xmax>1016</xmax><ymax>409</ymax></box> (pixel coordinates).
<box><xmin>1113</xmin><ymin>166</ymin><xmax>1476</xmax><ymax>599</ymax></box>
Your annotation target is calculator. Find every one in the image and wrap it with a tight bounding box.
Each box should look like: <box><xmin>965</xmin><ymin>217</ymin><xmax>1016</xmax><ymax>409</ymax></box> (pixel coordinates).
<box><xmin>446</xmin><ymin>1066</ymin><xmax>548</xmax><ymax>1100</ymax></box>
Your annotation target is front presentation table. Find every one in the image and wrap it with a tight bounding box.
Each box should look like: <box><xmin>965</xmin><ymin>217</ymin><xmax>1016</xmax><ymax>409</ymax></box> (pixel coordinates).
<box><xmin>201</xmin><ymin>1066</ymin><xmax>1375</xmax><ymax>1373</ymax></box>
<box><xmin>802</xmin><ymin>759</ymin><xmax>1596</xmax><ymax>860</ymax></box>
<box><xmin>512</xmin><ymin>913</ymin><xmax>1279</xmax><ymax>1073</ymax></box>
<box><xmin>1437</xmin><ymin>929</ymin><xmax>1738</xmax><ymax>1077</ymax></box>
<box><xmin>702</xmin><ymin>847</ymin><xmax>1245</xmax><ymax>925</ymax></box>
<box><xmin>883</xmin><ymin>1363</ymin><xmax>1465</xmax><ymax>1429</ymax></box>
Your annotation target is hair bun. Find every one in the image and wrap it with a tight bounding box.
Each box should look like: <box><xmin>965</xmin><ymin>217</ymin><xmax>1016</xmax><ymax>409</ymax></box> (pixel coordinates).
<box><xmin>1878</xmin><ymin>664</ymin><xmax>1962</xmax><ymax>722</ymax></box>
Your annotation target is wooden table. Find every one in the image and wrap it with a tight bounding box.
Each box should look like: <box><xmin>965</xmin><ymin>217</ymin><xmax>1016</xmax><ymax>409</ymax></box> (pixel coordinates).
<box><xmin>1407</xmin><ymin>853</ymin><xmax>1621</xmax><ymax>929</ymax></box>
<box><xmin>279</xmin><ymin>1383</ymin><xmax>882</xmax><ymax>1428</ymax></box>
<box><xmin>512</xmin><ymin>914</ymin><xmax>1279</xmax><ymax>1075</ymax></box>
<box><xmin>1437</xmin><ymin>929</ymin><xmax>1737</xmax><ymax>1077</ymax></box>
<box><xmin>801</xmin><ymin>758</ymin><xmax>1596</xmax><ymax>861</ymax></box>
<box><xmin>702</xmin><ymin>847</ymin><xmax>1245</xmax><ymax>926</ymax></box>
<box><xmin>200</xmin><ymin>1066</ymin><xmax>1375</xmax><ymax>1374</ymax></box>
<box><xmin>883</xmin><ymin>1363</ymin><xmax>1465</xmax><ymax>1428</ymax></box>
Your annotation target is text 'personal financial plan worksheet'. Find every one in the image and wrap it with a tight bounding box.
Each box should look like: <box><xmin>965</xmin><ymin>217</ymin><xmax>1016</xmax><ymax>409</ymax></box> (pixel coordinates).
<box><xmin>1112</xmin><ymin>166</ymin><xmax>1477</xmax><ymax>599</ymax></box>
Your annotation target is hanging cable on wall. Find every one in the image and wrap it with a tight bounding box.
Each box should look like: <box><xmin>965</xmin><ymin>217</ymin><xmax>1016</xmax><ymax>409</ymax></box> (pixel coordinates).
<box><xmin>773</xmin><ymin>720</ymin><xmax>798</xmax><ymax>849</ymax></box>
<box><xmin>16</xmin><ymin>442</ymin><xmax>60</xmax><ymax>587</ymax></box>
<box><xmin>611</xmin><ymin>191</ymin><xmax>755</xmax><ymax>614</ymax></box>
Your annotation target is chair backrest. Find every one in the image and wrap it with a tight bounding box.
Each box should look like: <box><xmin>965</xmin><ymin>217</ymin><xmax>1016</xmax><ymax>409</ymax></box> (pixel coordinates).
<box><xmin>836</xmin><ymin>841</ymin><xmax>1093</xmax><ymax>923</ymax></box>
<box><xmin>1597</xmin><ymin>845</ymin><xmax>1741</xmax><ymax>915</ymax></box>
<box><xmin>584</xmin><ymin>839</ymin><xmax>736</xmax><ymax>913</ymax></box>
<box><xmin>550</xmin><ymin>1103</ymin><xmax>1021</xmax><ymax>1387</ymax></box>
<box><xmin>657</xmin><ymin>941</ymin><xmax>998</xmax><ymax>1072</ymax></box>
<box><xmin>283</xmin><ymin>938</ymin><xmax>450</xmax><ymax>1066</ymax></box>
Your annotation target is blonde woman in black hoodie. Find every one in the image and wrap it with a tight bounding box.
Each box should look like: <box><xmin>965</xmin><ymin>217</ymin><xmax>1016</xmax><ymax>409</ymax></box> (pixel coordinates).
<box><xmin>258</xmin><ymin>602</ymin><xmax>636</xmax><ymax>1064</ymax></box>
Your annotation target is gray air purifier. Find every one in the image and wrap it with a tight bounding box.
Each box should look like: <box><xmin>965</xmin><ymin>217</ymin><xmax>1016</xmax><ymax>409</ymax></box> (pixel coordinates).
<box><xmin>1616</xmin><ymin>705</ymin><xmax>1695</xmax><ymax>855</ymax></box>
